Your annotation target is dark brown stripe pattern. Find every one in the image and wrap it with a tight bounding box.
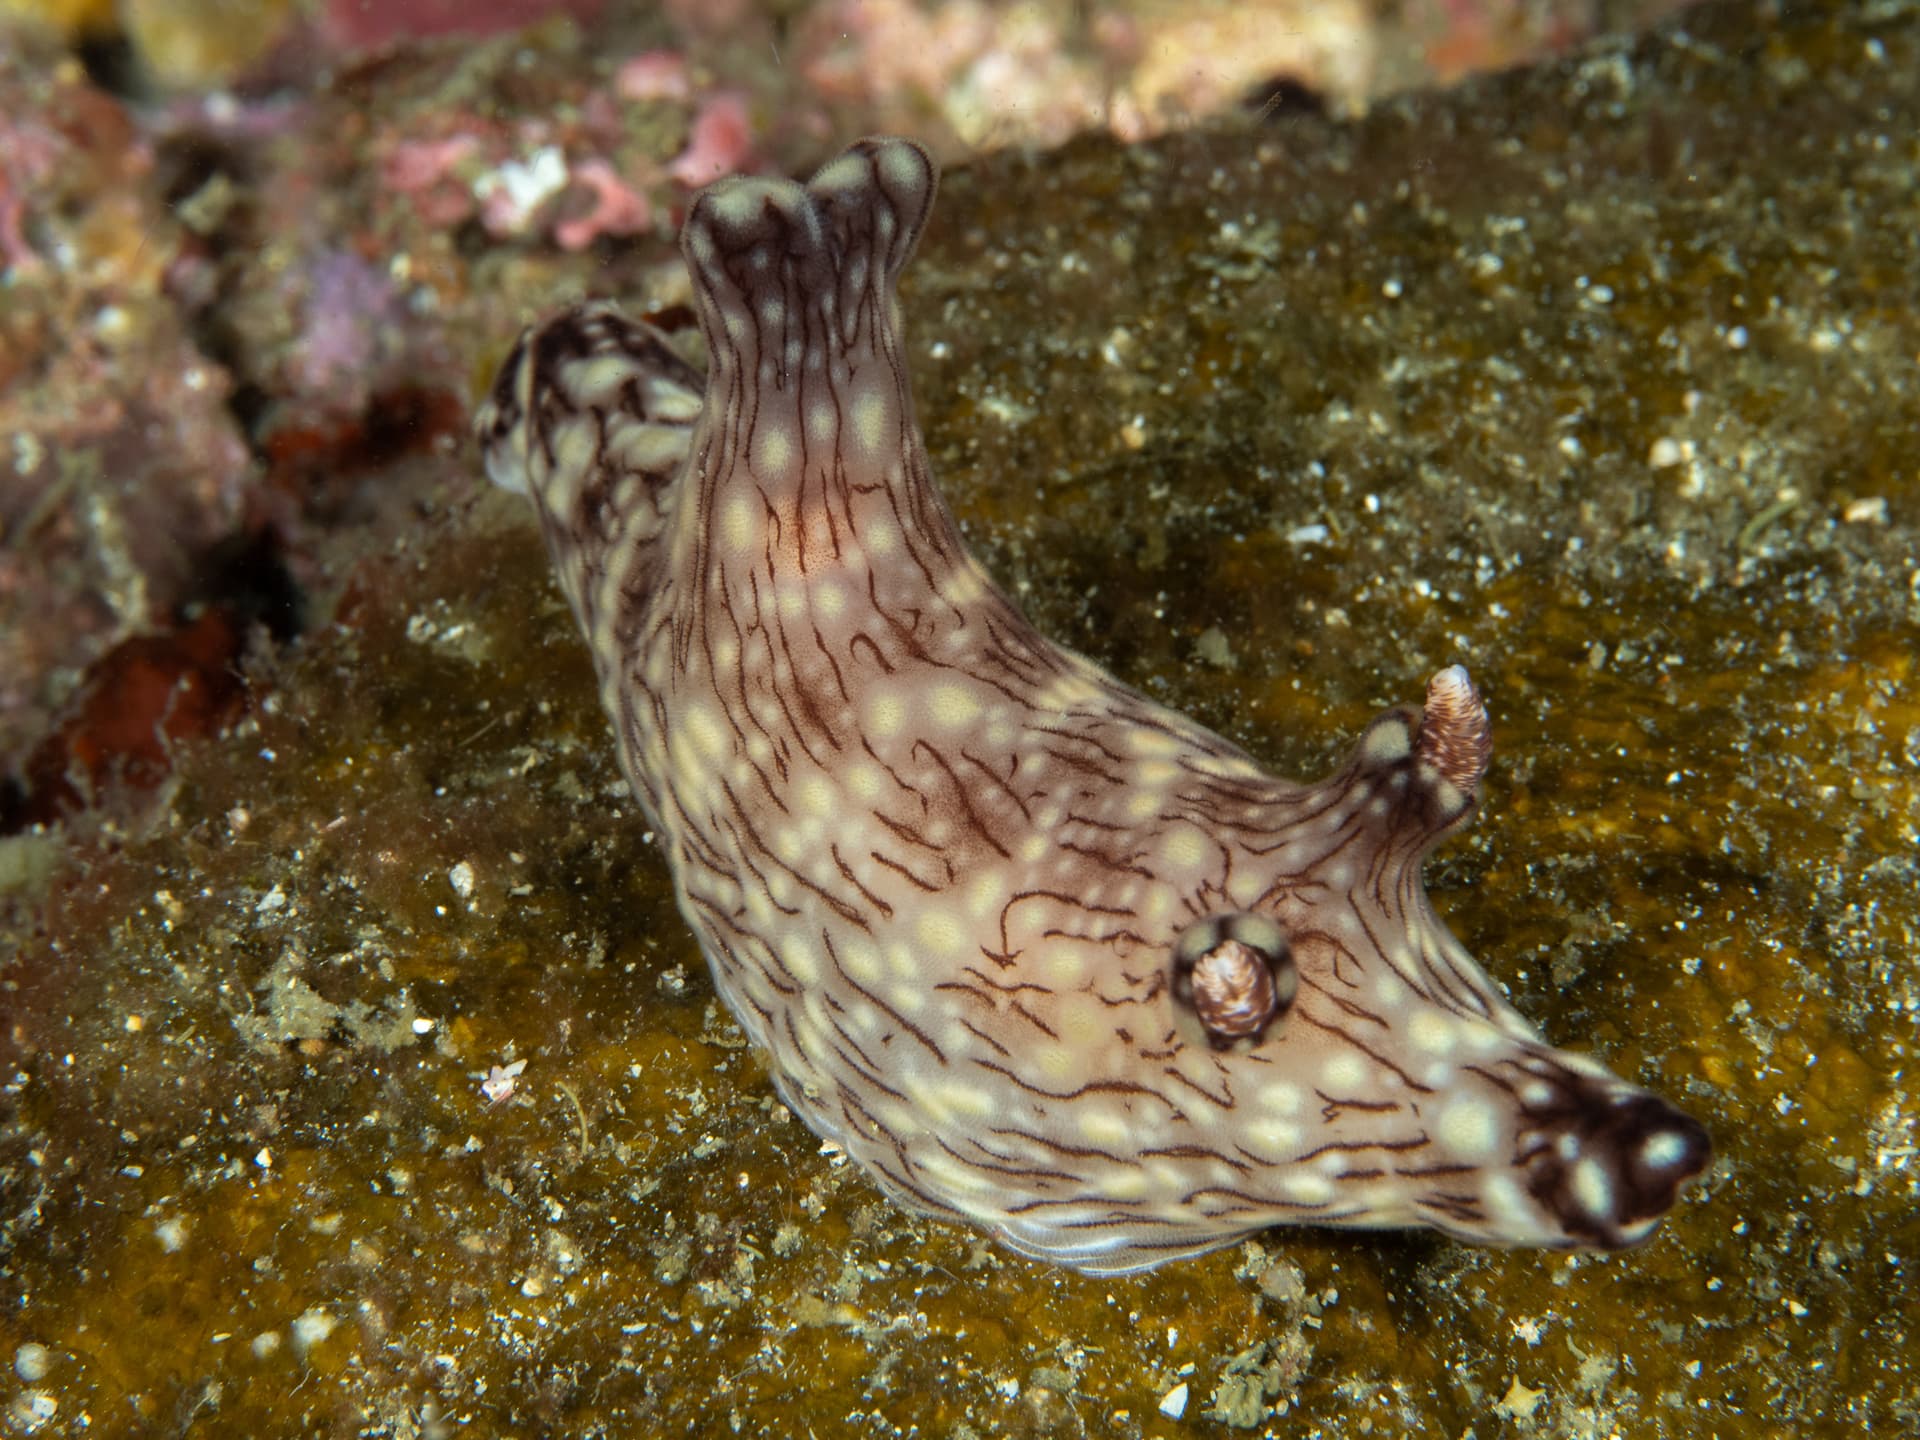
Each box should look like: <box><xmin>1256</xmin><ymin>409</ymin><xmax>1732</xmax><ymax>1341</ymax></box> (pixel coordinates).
<box><xmin>475</xmin><ymin>139</ymin><xmax>1709</xmax><ymax>1274</ymax></box>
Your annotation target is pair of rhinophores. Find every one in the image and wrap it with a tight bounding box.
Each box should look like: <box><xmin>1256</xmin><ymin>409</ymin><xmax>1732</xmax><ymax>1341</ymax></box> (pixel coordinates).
<box><xmin>476</xmin><ymin>137</ymin><xmax>1710</xmax><ymax>1274</ymax></box>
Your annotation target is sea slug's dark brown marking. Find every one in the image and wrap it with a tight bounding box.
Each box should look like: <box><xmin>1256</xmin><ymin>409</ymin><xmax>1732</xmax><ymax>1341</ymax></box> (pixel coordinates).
<box><xmin>477</xmin><ymin>137</ymin><xmax>1710</xmax><ymax>1274</ymax></box>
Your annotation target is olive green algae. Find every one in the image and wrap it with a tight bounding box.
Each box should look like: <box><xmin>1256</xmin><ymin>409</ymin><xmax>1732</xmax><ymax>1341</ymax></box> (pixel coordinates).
<box><xmin>4</xmin><ymin>0</ymin><xmax>1920</xmax><ymax>1434</ymax></box>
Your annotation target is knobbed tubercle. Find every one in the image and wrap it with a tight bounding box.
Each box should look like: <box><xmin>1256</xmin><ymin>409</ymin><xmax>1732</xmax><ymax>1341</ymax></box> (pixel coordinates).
<box><xmin>1171</xmin><ymin>913</ymin><xmax>1297</xmax><ymax>1051</ymax></box>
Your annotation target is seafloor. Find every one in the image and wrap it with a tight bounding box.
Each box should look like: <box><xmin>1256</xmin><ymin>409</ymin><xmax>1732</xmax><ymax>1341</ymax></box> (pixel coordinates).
<box><xmin>2</xmin><ymin>0</ymin><xmax>1917</xmax><ymax>1435</ymax></box>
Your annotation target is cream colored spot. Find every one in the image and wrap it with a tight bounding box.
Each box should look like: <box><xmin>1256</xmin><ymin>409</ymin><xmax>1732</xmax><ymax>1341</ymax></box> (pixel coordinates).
<box><xmin>1377</xmin><ymin>971</ymin><xmax>1408</xmax><ymax>1006</ymax></box>
<box><xmin>1483</xmin><ymin>1173</ymin><xmax>1534</xmax><ymax>1230</ymax></box>
<box><xmin>1459</xmin><ymin>1017</ymin><xmax>1508</xmax><ymax>1052</ymax></box>
<box><xmin>919</xmin><ymin>1154</ymin><xmax>992</xmax><ymax>1193</ymax></box>
<box><xmin>936</xmin><ymin>1081</ymin><xmax>996</xmax><ymax>1119</ymax></box>
<box><xmin>1248</xmin><ymin>1119</ymin><xmax>1302</xmax><ymax>1154</ymax></box>
<box><xmin>1036</xmin><ymin>1045</ymin><xmax>1079</xmax><ymax>1081</ymax></box>
<box><xmin>1078</xmin><ymin>1110</ymin><xmax>1131</xmax><ymax>1148</ymax></box>
<box><xmin>1127</xmin><ymin>728</ymin><xmax>1182</xmax><ymax>758</ymax></box>
<box><xmin>682</xmin><ymin>703</ymin><xmax>730</xmax><ymax>760</ymax></box>
<box><xmin>812</xmin><ymin>581</ymin><xmax>845</xmax><ymax>619</ymax></box>
<box><xmin>879</xmin><ymin>142</ymin><xmax>926</xmax><ymax>190</ymax></box>
<box><xmin>1438</xmin><ymin>1099</ymin><xmax>1498</xmax><ymax>1157</ymax></box>
<box><xmin>807</xmin><ymin>402</ymin><xmax>838</xmax><ymax>440</ymax></box>
<box><xmin>810</xmin><ymin>153</ymin><xmax>867</xmax><ymax>193</ymax></box>
<box><xmin>1019</xmin><ymin>834</ymin><xmax>1049</xmax><ymax>863</ymax></box>
<box><xmin>1640</xmin><ymin>1130</ymin><xmax>1691</xmax><ymax>1169</ymax></box>
<box><xmin>1559</xmin><ymin>1051</ymin><xmax>1614</xmax><ymax>1080</ymax></box>
<box><xmin>552</xmin><ymin>417</ymin><xmax>597</xmax><ymax>480</ymax></box>
<box><xmin>916</xmin><ymin>911</ymin><xmax>967</xmax><ymax>957</ymax></box>
<box><xmin>867</xmin><ymin>692</ymin><xmax>905</xmax><ymax>738</ymax></box>
<box><xmin>647</xmin><ymin>377</ymin><xmax>703</xmax><ymax>422</ymax></box>
<box><xmin>1282</xmin><ymin>1172</ymin><xmax>1336</xmax><ymax>1205</ymax></box>
<box><xmin>1259</xmin><ymin>1083</ymin><xmax>1304</xmax><ymax>1115</ymax></box>
<box><xmin>782</xmin><ymin>938</ymin><xmax>821</xmax><ymax>985</ymax></box>
<box><xmin>1054</xmin><ymin>997</ymin><xmax>1106</xmax><ymax>1048</ymax></box>
<box><xmin>1572</xmin><ymin>1158</ymin><xmax>1613</xmax><ymax>1218</ymax></box>
<box><xmin>1125</xmin><ymin>789</ymin><xmax>1161</xmax><ymax>820</ymax></box>
<box><xmin>966</xmin><ymin>870</ymin><xmax>1005</xmax><ymax>917</ymax></box>
<box><xmin>1362</xmin><ymin>721</ymin><xmax>1412</xmax><ymax>764</ymax></box>
<box><xmin>1321</xmin><ymin>1052</ymin><xmax>1367</xmax><ymax>1090</ymax></box>
<box><xmin>1101</xmin><ymin>1169</ymin><xmax>1149</xmax><ymax>1200</ymax></box>
<box><xmin>1160</xmin><ymin>825</ymin><xmax>1207</xmax><ymax>869</ymax></box>
<box><xmin>721</xmin><ymin>495</ymin><xmax>757</xmax><ymax>552</ymax></box>
<box><xmin>929</xmin><ymin>683</ymin><xmax>981</xmax><ymax>729</ymax></box>
<box><xmin>862</xmin><ymin>519</ymin><xmax>897</xmax><ymax>555</ymax></box>
<box><xmin>561</xmin><ymin>353</ymin><xmax>635</xmax><ymax>403</ymax></box>
<box><xmin>846</xmin><ymin>763</ymin><xmax>883</xmax><ymax>800</ymax></box>
<box><xmin>798</xmin><ymin>774</ymin><xmax>837</xmax><ymax>814</ymax></box>
<box><xmin>1408</xmin><ymin>1010</ymin><xmax>1456</xmax><ymax>1055</ymax></box>
<box><xmin>1043</xmin><ymin>949</ymin><xmax>1086</xmax><ymax>984</ymax></box>
<box><xmin>841</xmin><ymin>940</ymin><xmax>883</xmax><ymax>983</ymax></box>
<box><xmin>755</xmin><ymin>424</ymin><xmax>793</xmax><ymax>475</ymax></box>
<box><xmin>890</xmin><ymin>984</ymin><xmax>927</xmax><ymax>1014</ymax></box>
<box><xmin>708</xmin><ymin>182</ymin><xmax>768</xmax><ymax>226</ymax></box>
<box><xmin>1040</xmin><ymin>675</ymin><xmax>1100</xmax><ymax>708</ymax></box>
<box><xmin>943</xmin><ymin>568</ymin><xmax>984</xmax><ymax>604</ymax></box>
<box><xmin>852</xmin><ymin>390</ymin><xmax>889</xmax><ymax>452</ymax></box>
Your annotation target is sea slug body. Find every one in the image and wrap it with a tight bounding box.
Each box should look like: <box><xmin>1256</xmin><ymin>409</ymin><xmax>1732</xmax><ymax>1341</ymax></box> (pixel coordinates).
<box><xmin>476</xmin><ymin>138</ymin><xmax>1710</xmax><ymax>1274</ymax></box>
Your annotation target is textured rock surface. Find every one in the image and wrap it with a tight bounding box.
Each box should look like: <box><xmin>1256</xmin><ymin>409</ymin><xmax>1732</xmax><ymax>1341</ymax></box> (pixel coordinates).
<box><xmin>2</xmin><ymin>0</ymin><xmax>1916</xmax><ymax>1434</ymax></box>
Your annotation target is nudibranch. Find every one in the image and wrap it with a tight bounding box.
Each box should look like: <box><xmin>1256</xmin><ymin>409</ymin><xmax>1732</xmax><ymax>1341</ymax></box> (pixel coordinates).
<box><xmin>476</xmin><ymin>138</ymin><xmax>1709</xmax><ymax>1274</ymax></box>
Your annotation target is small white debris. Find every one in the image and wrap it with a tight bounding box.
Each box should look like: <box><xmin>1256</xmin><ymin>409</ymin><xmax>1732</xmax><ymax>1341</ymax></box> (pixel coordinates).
<box><xmin>251</xmin><ymin>1330</ymin><xmax>282</xmax><ymax>1360</ymax></box>
<box><xmin>1381</xmin><ymin>276</ymin><xmax>1403</xmax><ymax>299</ymax></box>
<box><xmin>448</xmin><ymin>861</ymin><xmax>476</xmax><ymax>901</ymax></box>
<box><xmin>1842</xmin><ymin>496</ymin><xmax>1887</xmax><ymax>525</ymax></box>
<box><xmin>1649</xmin><ymin>436</ymin><xmax>1685</xmax><ymax>468</ymax></box>
<box><xmin>291</xmin><ymin>1308</ymin><xmax>337</xmax><ymax>1353</ymax></box>
<box><xmin>14</xmin><ymin>1343</ymin><xmax>52</xmax><ymax>1382</ymax></box>
<box><xmin>1284</xmin><ymin>522</ymin><xmax>1329</xmax><ymax>545</ymax></box>
<box><xmin>481</xmin><ymin>1059</ymin><xmax>528</xmax><ymax>1104</ymax></box>
<box><xmin>9</xmin><ymin>1391</ymin><xmax>56</xmax><ymax>1430</ymax></box>
<box><xmin>412</xmin><ymin>1016</ymin><xmax>435</xmax><ymax>1035</ymax></box>
<box><xmin>155</xmin><ymin>1215</ymin><xmax>190</xmax><ymax>1252</ymax></box>
<box><xmin>1496</xmin><ymin>1377</ymin><xmax>1545</xmax><ymax>1420</ymax></box>
<box><xmin>474</xmin><ymin>145</ymin><xmax>568</xmax><ymax>231</ymax></box>
<box><xmin>1726</xmin><ymin>324</ymin><xmax>1748</xmax><ymax>349</ymax></box>
<box><xmin>1158</xmin><ymin>1382</ymin><xmax>1189</xmax><ymax>1419</ymax></box>
<box><xmin>255</xmin><ymin>1147</ymin><xmax>274</xmax><ymax>1170</ymax></box>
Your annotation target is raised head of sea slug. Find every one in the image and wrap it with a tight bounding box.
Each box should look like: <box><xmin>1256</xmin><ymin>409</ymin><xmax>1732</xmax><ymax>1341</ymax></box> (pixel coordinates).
<box><xmin>475</xmin><ymin>301</ymin><xmax>707</xmax><ymax>649</ymax></box>
<box><xmin>478</xmin><ymin>137</ymin><xmax>1711</xmax><ymax>1276</ymax></box>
